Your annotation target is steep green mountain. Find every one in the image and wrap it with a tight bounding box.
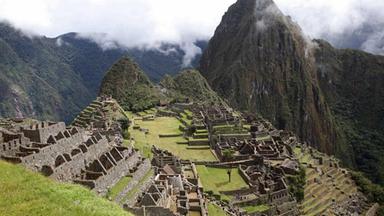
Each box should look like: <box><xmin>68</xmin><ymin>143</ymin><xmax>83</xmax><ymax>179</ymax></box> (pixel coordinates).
<box><xmin>0</xmin><ymin>23</ymin><xmax>93</xmax><ymax>122</ymax></box>
<box><xmin>314</xmin><ymin>40</ymin><xmax>384</xmax><ymax>184</ymax></box>
<box><xmin>0</xmin><ymin>22</ymin><xmax>206</xmax><ymax>122</ymax></box>
<box><xmin>160</xmin><ymin>69</ymin><xmax>224</xmax><ymax>105</ymax></box>
<box><xmin>99</xmin><ymin>57</ymin><xmax>160</xmax><ymax>112</ymax></box>
<box><xmin>99</xmin><ymin>57</ymin><xmax>223</xmax><ymax>111</ymax></box>
<box><xmin>200</xmin><ymin>0</ymin><xmax>384</xmax><ymax>184</ymax></box>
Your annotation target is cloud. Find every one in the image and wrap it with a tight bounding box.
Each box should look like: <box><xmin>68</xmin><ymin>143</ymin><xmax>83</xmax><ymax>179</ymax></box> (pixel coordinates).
<box><xmin>0</xmin><ymin>0</ymin><xmax>236</xmax><ymax>66</ymax></box>
<box><xmin>1</xmin><ymin>0</ymin><xmax>384</xmax><ymax>61</ymax></box>
<box><xmin>274</xmin><ymin>0</ymin><xmax>384</xmax><ymax>55</ymax></box>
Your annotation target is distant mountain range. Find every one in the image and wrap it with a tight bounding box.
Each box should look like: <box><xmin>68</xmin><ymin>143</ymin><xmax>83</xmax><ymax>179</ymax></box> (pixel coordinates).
<box><xmin>0</xmin><ymin>22</ymin><xmax>206</xmax><ymax>122</ymax></box>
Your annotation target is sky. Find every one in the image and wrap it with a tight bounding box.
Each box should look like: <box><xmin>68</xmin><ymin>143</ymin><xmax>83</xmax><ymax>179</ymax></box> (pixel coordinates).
<box><xmin>0</xmin><ymin>0</ymin><xmax>383</xmax><ymax>57</ymax></box>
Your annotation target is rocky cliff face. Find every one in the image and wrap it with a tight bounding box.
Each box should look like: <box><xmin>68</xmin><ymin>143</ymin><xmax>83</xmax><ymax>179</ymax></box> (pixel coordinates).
<box><xmin>200</xmin><ymin>0</ymin><xmax>384</xmax><ymax>184</ymax></box>
<box><xmin>200</xmin><ymin>0</ymin><xmax>338</xmax><ymax>154</ymax></box>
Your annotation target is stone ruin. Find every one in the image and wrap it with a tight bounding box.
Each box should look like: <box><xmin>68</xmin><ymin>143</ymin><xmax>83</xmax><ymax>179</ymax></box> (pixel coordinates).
<box><xmin>213</xmin><ymin>135</ymin><xmax>294</xmax><ymax>162</ymax></box>
<box><xmin>0</xmin><ymin>98</ymin><xmax>143</xmax><ymax>196</ymax></box>
<box><xmin>72</xmin><ymin>96</ymin><xmax>123</xmax><ymax>131</ymax></box>
<box><xmin>166</xmin><ymin>103</ymin><xmax>301</xmax><ymax>216</ymax></box>
<box><xmin>128</xmin><ymin>146</ymin><xmax>207</xmax><ymax>216</ymax></box>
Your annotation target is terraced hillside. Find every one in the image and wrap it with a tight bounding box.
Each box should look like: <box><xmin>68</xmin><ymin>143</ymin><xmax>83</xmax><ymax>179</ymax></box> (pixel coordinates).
<box><xmin>72</xmin><ymin>97</ymin><xmax>127</xmax><ymax>128</ymax></box>
<box><xmin>294</xmin><ymin>146</ymin><xmax>361</xmax><ymax>215</ymax></box>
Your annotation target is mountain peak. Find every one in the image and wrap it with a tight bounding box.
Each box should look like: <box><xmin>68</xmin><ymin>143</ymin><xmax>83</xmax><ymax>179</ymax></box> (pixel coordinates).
<box><xmin>200</xmin><ymin>0</ymin><xmax>337</xmax><ymax>154</ymax></box>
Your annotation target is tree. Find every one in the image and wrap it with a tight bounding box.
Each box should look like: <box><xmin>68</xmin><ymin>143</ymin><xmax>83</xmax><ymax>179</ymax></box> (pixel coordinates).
<box><xmin>222</xmin><ymin>149</ymin><xmax>235</xmax><ymax>162</ymax></box>
<box><xmin>227</xmin><ymin>168</ymin><xmax>232</xmax><ymax>183</ymax></box>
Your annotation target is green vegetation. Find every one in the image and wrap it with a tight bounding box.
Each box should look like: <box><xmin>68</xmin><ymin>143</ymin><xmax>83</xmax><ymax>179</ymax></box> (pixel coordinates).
<box><xmin>351</xmin><ymin>172</ymin><xmax>384</xmax><ymax>204</ymax></box>
<box><xmin>242</xmin><ymin>204</ymin><xmax>269</xmax><ymax>213</ymax></box>
<box><xmin>130</xmin><ymin>117</ymin><xmax>216</xmax><ymax>161</ymax></box>
<box><xmin>121</xmin><ymin>169</ymin><xmax>153</xmax><ymax>204</ymax></box>
<box><xmin>107</xmin><ymin>176</ymin><xmax>132</xmax><ymax>200</ymax></box>
<box><xmin>207</xmin><ymin>203</ymin><xmax>227</xmax><ymax>216</ymax></box>
<box><xmin>180</xmin><ymin>112</ymin><xmax>193</xmax><ymax>125</ymax></box>
<box><xmin>99</xmin><ymin>57</ymin><xmax>160</xmax><ymax>112</ymax></box>
<box><xmin>196</xmin><ymin>165</ymin><xmax>248</xmax><ymax>201</ymax></box>
<box><xmin>294</xmin><ymin>147</ymin><xmax>312</xmax><ymax>164</ymax></box>
<box><xmin>338</xmin><ymin>118</ymin><xmax>384</xmax><ymax>185</ymax></box>
<box><xmin>0</xmin><ymin>161</ymin><xmax>131</xmax><ymax>216</ymax></box>
<box><xmin>160</xmin><ymin>70</ymin><xmax>224</xmax><ymax>105</ymax></box>
<box><xmin>184</xmin><ymin>109</ymin><xmax>193</xmax><ymax>116</ymax></box>
<box><xmin>222</xmin><ymin>149</ymin><xmax>235</xmax><ymax>161</ymax></box>
<box><xmin>286</xmin><ymin>166</ymin><xmax>306</xmax><ymax>202</ymax></box>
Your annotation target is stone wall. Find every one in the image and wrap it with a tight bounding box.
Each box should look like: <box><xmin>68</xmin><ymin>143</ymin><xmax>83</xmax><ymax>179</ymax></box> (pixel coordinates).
<box><xmin>127</xmin><ymin>206</ymin><xmax>176</xmax><ymax>216</ymax></box>
<box><xmin>21</xmin><ymin>122</ymin><xmax>66</xmax><ymax>143</ymax></box>
<box><xmin>49</xmin><ymin>135</ymin><xmax>114</xmax><ymax>181</ymax></box>
<box><xmin>92</xmin><ymin>151</ymin><xmax>138</xmax><ymax>194</ymax></box>
<box><xmin>21</xmin><ymin>128</ymin><xmax>85</xmax><ymax>172</ymax></box>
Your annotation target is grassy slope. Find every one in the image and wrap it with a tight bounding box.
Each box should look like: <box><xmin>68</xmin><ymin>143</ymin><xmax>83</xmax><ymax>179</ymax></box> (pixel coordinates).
<box><xmin>207</xmin><ymin>203</ymin><xmax>227</xmax><ymax>216</ymax></box>
<box><xmin>0</xmin><ymin>161</ymin><xmax>131</xmax><ymax>216</ymax></box>
<box><xmin>106</xmin><ymin>176</ymin><xmax>132</xmax><ymax>200</ymax></box>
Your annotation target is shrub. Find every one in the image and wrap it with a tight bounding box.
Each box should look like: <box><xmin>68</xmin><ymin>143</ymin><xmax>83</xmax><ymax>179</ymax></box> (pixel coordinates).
<box><xmin>122</xmin><ymin>130</ymin><xmax>130</xmax><ymax>139</ymax></box>
<box><xmin>351</xmin><ymin>171</ymin><xmax>384</xmax><ymax>204</ymax></box>
<box><xmin>286</xmin><ymin>165</ymin><xmax>306</xmax><ymax>202</ymax></box>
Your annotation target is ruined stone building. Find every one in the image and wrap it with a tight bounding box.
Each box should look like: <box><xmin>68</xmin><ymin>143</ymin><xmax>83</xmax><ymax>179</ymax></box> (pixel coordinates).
<box><xmin>129</xmin><ymin>147</ymin><xmax>207</xmax><ymax>216</ymax></box>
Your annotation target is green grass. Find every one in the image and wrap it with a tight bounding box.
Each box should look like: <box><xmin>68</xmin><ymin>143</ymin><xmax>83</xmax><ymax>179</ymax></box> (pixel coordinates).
<box><xmin>107</xmin><ymin>176</ymin><xmax>132</xmax><ymax>200</ymax></box>
<box><xmin>207</xmin><ymin>203</ymin><xmax>227</xmax><ymax>216</ymax></box>
<box><xmin>300</xmin><ymin>153</ymin><xmax>312</xmax><ymax>164</ymax></box>
<box><xmin>243</xmin><ymin>124</ymin><xmax>251</xmax><ymax>130</ymax></box>
<box><xmin>184</xmin><ymin>109</ymin><xmax>193</xmax><ymax>117</ymax></box>
<box><xmin>196</xmin><ymin>165</ymin><xmax>248</xmax><ymax>201</ymax></box>
<box><xmin>255</xmin><ymin>135</ymin><xmax>271</xmax><ymax>141</ymax></box>
<box><xmin>125</xmin><ymin>111</ymin><xmax>135</xmax><ymax>119</ymax></box>
<box><xmin>0</xmin><ymin>161</ymin><xmax>131</xmax><ymax>216</ymax></box>
<box><xmin>180</xmin><ymin>113</ymin><xmax>193</xmax><ymax>125</ymax></box>
<box><xmin>189</xmin><ymin>138</ymin><xmax>209</xmax><ymax>142</ymax></box>
<box><xmin>121</xmin><ymin>169</ymin><xmax>153</xmax><ymax>204</ymax></box>
<box><xmin>293</xmin><ymin>147</ymin><xmax>302</xmax><ymax>156</ymax></box>
<box><xmin>243</xmin><ymin>204</ymin><xmax>269</xmax><ymax>213</ymax></box>
<box><xmin>130</xmin><ymin>117</ymin><xmax>216</xmax><ymax>161</ymax></box>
